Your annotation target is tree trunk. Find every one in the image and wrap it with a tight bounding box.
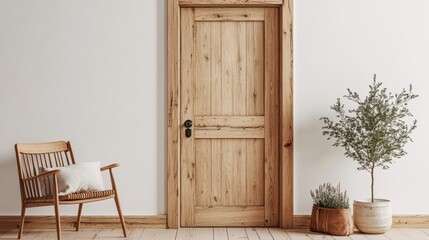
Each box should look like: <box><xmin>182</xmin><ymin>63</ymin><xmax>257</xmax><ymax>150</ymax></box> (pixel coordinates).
<box><xmin>371</xmin><ymin>167</ymin><xmax>374</xmax><ymax>203</ymax></box>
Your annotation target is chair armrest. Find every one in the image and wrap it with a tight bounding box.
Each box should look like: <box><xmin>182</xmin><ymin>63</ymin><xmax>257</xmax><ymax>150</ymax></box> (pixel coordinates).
<box><xmin>100</xmin><ymin>163</ymin><xmax>120</xmax><ymax>171</ymax></box>
<box><xmin>23</xmin><ymin>169</ymin><xmax>60</xmax><ymax>181</ymax></box>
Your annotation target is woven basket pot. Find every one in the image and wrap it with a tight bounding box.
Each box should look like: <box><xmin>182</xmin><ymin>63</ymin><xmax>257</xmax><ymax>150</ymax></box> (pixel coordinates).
<box><xmin>353</xmin><ymin>199</ymin><xmax>392</xmax><ymax>234</ymax></box>
<box><xmin>310</xmin><ymin>205</ymin><xmax>353</xmax><ymax>236</ymax></box>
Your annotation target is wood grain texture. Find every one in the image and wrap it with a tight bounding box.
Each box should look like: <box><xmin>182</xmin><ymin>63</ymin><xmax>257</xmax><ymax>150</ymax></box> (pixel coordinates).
<box><xmin>264</xmin><ymin>7</ymin><xmax>279</xmax><ymax>226</ymax></box>
<box><xmin>179</xmin><ymin>0</ymin><xmax>283</xmax><ymax>6</ymax></box>
<box><xmin>176</xmin><ymin>228</ymin><xmax>215</xmax><ymax>240</ymax></box>
<box><xmin>247</xmin><ymin>228</ymin><xmax>275</xmax><ymax>240</ymax></box>
<box><xmin>195</xmin><ymin>127</ymin><xmax>265</xmax><ymax>138</ymax></box>
<box><xmin>167</xmin><ymin>0</ymin><xmax>295</xmax><ymax>229</ymax></box>
<box><xmin>246</xmin><ymin>139</ymin><xmax>264</xmax><ymax>206</ymax></box>
<box><xmin>246</xmin><ymin>22</ymin><xmax>265</xmax><ymax>207</ymax></box>
<box><xmin>141</xmin><ymin>229</ymin><xmax>177</xmax><ymax>240</ymax></box>
<box><xmin>194</xmin><ymin>21</ymin><xmax>213</xmax><ymax>208</ymax></box>
<box><xmin>195</xmin><ymin>8</ymin><xmax>265</xmax><ymax>22</ymax></box>
<box><xmin>180</xmin><ymin>7</ymin><xmax>196</xmax><ymax>227</ymax></box>
<box><xmin>0</xmin><ymin>215</ymin><xmax>167</xmax><ymax>230</ymax></box>
<box><xmin>195</xmin><ymin>21</ymin><xmax>212</xmax><ymax>117</ymax></box>
<box><xmin>15</xmin><ymin>141</ymin><xmax>68</xmax><ymax>154</ymax></box>
<box><xmin>397</xmin><ymin>228</ymin><xmax>429</xmax><ymax>239</ymax></box>
<box><xmin>214</xmin><ymin>228</ymin><xmax>229</xmax><ymax>240</ymax></box>
<box><xmin>293</xmin><ymin>215</ymin><xmax>311</xmax><ymax>229</ymax></box>
<box><xmin>246</xmin><ymin>21</ymin><xmax>265</xmax><ymax>117</ymax></box>
<box><xmin>245</xmin><ymin>228</ymin><xmax>260</xmax><ymax>240</ymax></box>
<box><xmin>220</xmin><ymin>21</ymin><xmax>236</xmax><ymax>207</ymax></box>
<box><xmin>194</xmin><ymin>207</ymin><xmax>265</xmax><ymax>226</ymax></box>
<box><xmin>269</xmin><ymin>228</ymin><xmax>293</xmax><ymax>240</ymax></box>
<box><xmin>228</xmin><ymin>228</ymin><xmax>248</xmax><ymax>240</ymax></box>
<box><xmin>174</xmin><ymin>3</ymin><xmax>290</xmax><ymax>227</ymax></box>
<box><xmin>210</xmin><ymin>21</ymin><xmax>223</xmax><ymax>207</ymax></box>
<box><xmin>279</xmin><ymin>0</ymin><xmax>294</xmax><ymax>229</ymax></box>
<box><xmin>383</xmin><ymin>228</ymin><xmax>413</xmax><ymax>240</ymax></box>
<box><xmin>393</xmin><ymin>215</ymin><xmax>429</xmax><ymax>228</ymax></box>
<box><xmin>2</xmin><ymin>228</ymin><xmax>428</xmax><ymax>240</ymax></box>
<box><xmin>195</xmin><ymin>116</ymin><xmax>264</xmax><ymax>127</ymax></box>
<box><xmin>294</xmin><ymin>215</ymin><xmax>429</xmax><ymax>229</ymax></box>
<box><xmin>195</xmin><ymin>139</ymin><xmax>212</xmax><ymax>206</ymax></box>
<box><xmin>167</xmin><ymin>0</ymin><xmax>180</xmax><ymax>229</ymax></box>
<box><xmin>235</xmin><ymin>20</ymin><xmax>251</xmax><ymax>206</ymax></box>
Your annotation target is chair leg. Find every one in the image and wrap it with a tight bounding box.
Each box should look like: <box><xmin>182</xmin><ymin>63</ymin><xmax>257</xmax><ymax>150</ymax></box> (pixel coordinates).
<box><xmin>54</xmin><ymin>201</ymin><xmax>61</xmax><ymax>240</ymax></box>
<box><xmin>109</xmin><ymin>168</ymin><xmax>126</xmax><ymax>237</ymax></box>
<box><xmin>76</xmin><ymin>203</ymin><xmax>83</xmax><ymax>231</ymax></box>
<box><xmin>114</xmin><ymin>195</ymin><xmax>127</xmax><ymax>237</ymax></box>
<box><xmin>18</xmin><ymin>205</ymin><xmax>26</xmax><ymax>239</ymax></box>
<box><xmin>53</xmin><ymin>176</ymin><xmax>61</xmax><ymax>240</ymax></box>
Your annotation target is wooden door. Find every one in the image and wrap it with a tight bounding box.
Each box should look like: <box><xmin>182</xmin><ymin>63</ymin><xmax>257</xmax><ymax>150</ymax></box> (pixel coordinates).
<box><xmin>180</xmin><ymin>7</ymin><xmax>279</xmax><ymax>227</ymax></box>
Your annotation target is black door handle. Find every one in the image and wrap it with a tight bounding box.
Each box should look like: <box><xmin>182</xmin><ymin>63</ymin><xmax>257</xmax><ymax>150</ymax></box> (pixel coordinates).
<box><xmin>184</xmin><ymin>119</ymin><xmax>193</xmax><ymax>138</ymax></box>
<box><xmin>184</xmin><ymin>119</ymin><xmax>193</xmax><ymax>128</ymax></box>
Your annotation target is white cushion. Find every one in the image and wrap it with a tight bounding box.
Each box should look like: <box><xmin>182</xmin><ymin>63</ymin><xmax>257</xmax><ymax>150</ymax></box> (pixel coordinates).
<box><xmin>42</xmin><ymin>162</ymin><xmax>104</xmax><ymax>196</ymax></box>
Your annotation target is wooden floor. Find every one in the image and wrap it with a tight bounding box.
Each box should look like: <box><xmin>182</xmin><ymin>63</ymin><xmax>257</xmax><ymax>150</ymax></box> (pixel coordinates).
<box><xmin>1</xmin><ymin>228</ymin><xmax>429</xmax><ymax>240</ymax></box>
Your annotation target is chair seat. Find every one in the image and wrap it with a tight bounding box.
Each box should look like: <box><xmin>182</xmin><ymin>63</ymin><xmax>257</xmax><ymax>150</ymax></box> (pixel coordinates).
<box><xmin>24</xmin><ymin>190</ymin><xmax>116</xmax><ymax>203</ymax></box>
<box><xmin>59</xmin><ymin>190</ymin><xmax>115</xmax><ymax>201</ymax></box>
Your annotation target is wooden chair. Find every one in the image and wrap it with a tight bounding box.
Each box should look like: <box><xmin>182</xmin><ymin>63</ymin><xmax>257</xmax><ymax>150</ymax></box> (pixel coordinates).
<box><xmin>14</xmin><ymin>141</ymin><xmax>127</xmax><ymax>240</ymax></box>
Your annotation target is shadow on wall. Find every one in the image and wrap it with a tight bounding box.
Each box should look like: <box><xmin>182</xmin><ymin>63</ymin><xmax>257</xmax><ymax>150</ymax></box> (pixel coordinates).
<box><xmin>157</xmin><ymin>0</ymin><xmax>167</xmax><ymax>214</ymax></box>
<box><xmin>0</xmin><ymin>156</ymin><xmax>21</xmax><ymax>212</ymax></box>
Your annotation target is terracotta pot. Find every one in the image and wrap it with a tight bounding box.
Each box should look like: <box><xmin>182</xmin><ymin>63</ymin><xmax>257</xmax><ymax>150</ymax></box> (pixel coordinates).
<box><xmin>310</xmin><ymin>205</ymin><xmax>353</xmax><ymax>236</ymax></box>
<box><xmin>353</xmin><ymin>199</ymin><xmax>392</xmax><ymax>234</ymax></box>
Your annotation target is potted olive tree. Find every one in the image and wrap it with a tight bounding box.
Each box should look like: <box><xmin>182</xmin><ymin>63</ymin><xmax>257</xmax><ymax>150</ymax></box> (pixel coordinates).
<box><xmin>320</xmin><ymin>75</ymin><xmax>418</xmax><ymax>234</ymax></box>
<box><xmin>310</xmin><ymin>183</ymin><xmax>353</xmax><ymax>236</ymax></box>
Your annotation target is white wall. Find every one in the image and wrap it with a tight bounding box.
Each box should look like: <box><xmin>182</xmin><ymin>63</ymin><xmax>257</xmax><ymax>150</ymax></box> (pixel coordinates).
<box><xmin>295</xmin><ymin>0</ymin><xmax>429</xmax><ymax>214</ymax></box>
<box><xmin>0</xmin><ymin>0</ymin><xmax>428</xmax><ymax>216</ymax></box>
<box><xmin>0</xmin><ymin>0</ymin><xmax>166</xmax><ymax>215</ymax></box>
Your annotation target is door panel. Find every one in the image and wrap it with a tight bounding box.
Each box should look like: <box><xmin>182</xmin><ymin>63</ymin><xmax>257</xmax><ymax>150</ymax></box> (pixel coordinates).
<box><xmin>263</xmin><ymin>7</ymin><xmax>279</xmax><ymax>226</ymax></box>
<box><xmin>180</xmin><ymin>8</ymin><xmax>196</xmax><ymax>226</ymax></box>
<box><xmin>194</xmin><ymin>206</ymin><xmax>265</xmax><ymax>226</ymax></box>
<box><xmin>181</xmin><ymin>7</ymin><xmax>279</xmax><ymax>227</ymax></box>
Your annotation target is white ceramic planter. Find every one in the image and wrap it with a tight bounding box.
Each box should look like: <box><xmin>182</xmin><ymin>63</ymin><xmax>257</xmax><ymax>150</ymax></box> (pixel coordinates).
<box><xmin>353</xmin><ymin>199</ymin><xmax>392</xmax><ymax>234</ymax></box>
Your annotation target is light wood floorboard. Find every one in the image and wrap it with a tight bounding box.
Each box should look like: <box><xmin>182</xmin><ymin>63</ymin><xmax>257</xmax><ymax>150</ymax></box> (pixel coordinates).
<box><xmin>397</xmin><ymin>228</ymin><xmax>429</xmax><ymax>239</ymax></box>
<box><xmin>141</xmin><ymin>229</ymin><xmax>177</xmax><ymax>240</ymax></box>
<box><xmin>214</xmin><ymin>228</ymin><xmax>228</xmax><ymax>240</ymax></box>
<box><xmin>348</xmin><ymin>232</ymin><xmax>369</xmax><ymax>240</ymax></box>
<box><xmin>1</xmin><ymin>228</ymin><xmax>429</xmax><ymax>240</ymax></box>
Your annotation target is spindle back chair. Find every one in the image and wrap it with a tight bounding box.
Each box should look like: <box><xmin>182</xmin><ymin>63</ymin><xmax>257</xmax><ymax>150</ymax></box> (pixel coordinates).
<box><xmin>15</xmin><ymin>141</ymin><xmax>127</xmax><ymax>240</ymax></box>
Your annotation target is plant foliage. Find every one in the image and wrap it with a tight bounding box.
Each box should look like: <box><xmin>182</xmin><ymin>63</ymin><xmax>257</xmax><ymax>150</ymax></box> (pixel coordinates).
<box><xmin>320</xmin><ymin>74</ymin><xmax>418</xmax><ymax>202</ymax></box>
<box><xmin>310</xmin><ymin>182</ymin><xmax>350</xmax><ymax>209</ymax></box>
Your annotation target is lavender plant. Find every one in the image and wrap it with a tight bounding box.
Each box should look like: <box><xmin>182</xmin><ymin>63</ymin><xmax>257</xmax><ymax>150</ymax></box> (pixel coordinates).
<box><xmin>310</xmin><ymin>183</ymin><xmax>350</xmax><ymax>209</ymax></box>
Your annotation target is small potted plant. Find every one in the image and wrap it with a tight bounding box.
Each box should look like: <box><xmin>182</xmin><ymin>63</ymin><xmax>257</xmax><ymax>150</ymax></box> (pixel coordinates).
<box><xmin>310</xmin><ymin>183</ymin><xmax>353</xmax><ymax>236</ymax></box>
<box><xmin>321</xmin><ymin>75</ymin><xmax>418</xmax><ymax>234</ymax></box>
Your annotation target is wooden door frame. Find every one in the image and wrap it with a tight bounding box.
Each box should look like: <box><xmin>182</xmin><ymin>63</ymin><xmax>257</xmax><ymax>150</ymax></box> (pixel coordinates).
<box><xmin>167</xmin><ymin>0</ymin><xmax>293</xmax><ymax>229</ymax></box>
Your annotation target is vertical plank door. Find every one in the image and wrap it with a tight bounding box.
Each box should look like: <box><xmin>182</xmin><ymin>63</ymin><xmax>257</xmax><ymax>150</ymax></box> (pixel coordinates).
<box><xmin>180</xmin><ymin>7</ymin><xmax>279</xmax><ymax>227</ymax></box>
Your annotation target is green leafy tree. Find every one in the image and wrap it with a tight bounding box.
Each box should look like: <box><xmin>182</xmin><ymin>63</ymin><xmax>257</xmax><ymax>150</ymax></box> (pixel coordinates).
<box><xmin>320</xmin><ymin>75</ymin><xmax>418</xmax><ymax>202</ymax></box>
